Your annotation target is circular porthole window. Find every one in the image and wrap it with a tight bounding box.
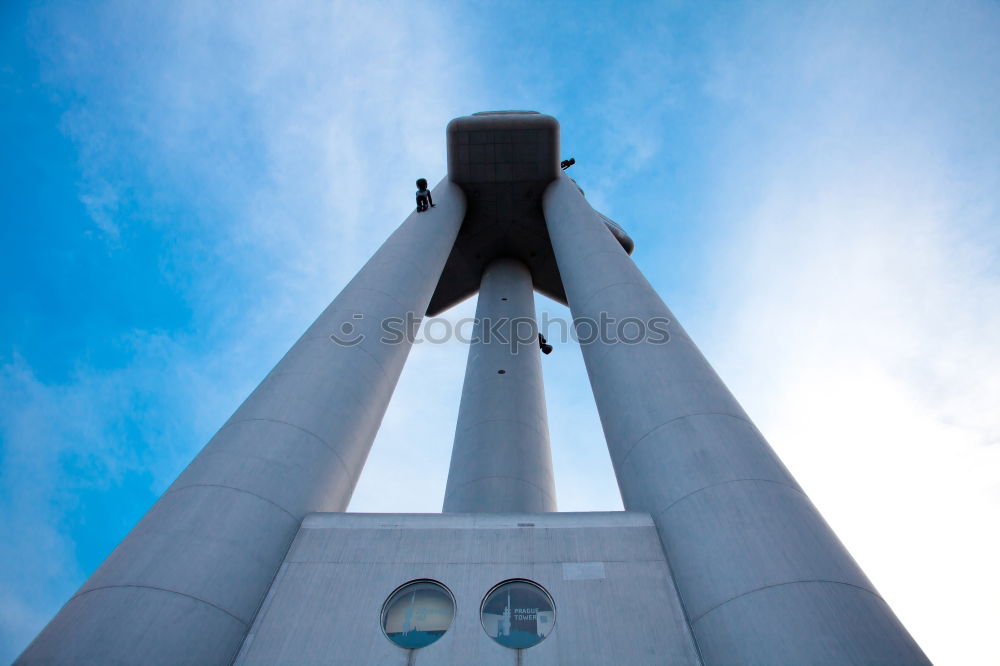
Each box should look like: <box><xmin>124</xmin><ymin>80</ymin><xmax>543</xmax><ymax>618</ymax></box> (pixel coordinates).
<box><xmin>481</xmin><ymin>579</ymin><xmax>555</xmax><ymax>649</ymax></box>
<box><xmin>381</xmin><ymin>580</ymin><xmax>455</xmax><ymax>649</ymax></box>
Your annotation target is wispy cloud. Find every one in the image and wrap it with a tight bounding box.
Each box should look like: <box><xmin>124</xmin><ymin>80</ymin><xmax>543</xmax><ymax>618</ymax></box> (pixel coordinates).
<box><xmin>691</xmin><ymin>3</ymin><xmax>1000</xmax><ymax>663</ymax></box>
<box><xmin>3</xmin><ymin>1</ymin><xmax>480</xmax><ymax>660</ymax></box>
<box><xmin>0</xmin><ymin>345</ymin><xmax>167</xmax><ymax>657</ymax></box>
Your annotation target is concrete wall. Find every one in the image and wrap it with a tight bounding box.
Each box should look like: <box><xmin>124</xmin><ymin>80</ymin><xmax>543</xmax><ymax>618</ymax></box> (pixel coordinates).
<box><xmin>235</xmin><ymin>512</ymin><xmax>701</xmax><ymax>666</ymax></box>
<box><xmin>542</xmin><ymin>173</ymin><xmax>929</xmax><ymax>665</ymax></box>
<box><xmin>443</xmin><ymin>257</ymin><xmax>557</xmax><ymax>513</ymax></box>
<box><xmin>17</xmin><ymin>180</ymin><xmax>466</xmax><ymax>665</ymax></box>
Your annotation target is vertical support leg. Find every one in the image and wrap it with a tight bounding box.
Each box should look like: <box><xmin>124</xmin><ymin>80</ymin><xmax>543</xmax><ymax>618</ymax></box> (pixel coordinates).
<box><xmin>542</xmin><ymin>173</ymin><xmax>927</xmax><ymax>665</ymax></box>
<box><xmin>443</xmin><ymin>258</ymin><xmax>557</xmax><ymax>513</ymax></box>
<box><xmin>18</xmin><ymin>180</ymin><xmax>466</xmax><ymax>665</ymax></box>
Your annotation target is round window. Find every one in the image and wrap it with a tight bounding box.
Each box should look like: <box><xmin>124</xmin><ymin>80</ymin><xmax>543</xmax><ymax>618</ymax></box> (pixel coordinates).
<box><xmin>481</xmin><ymin>579</ymin><xmax>555</xmax><ymax>649</ymax></box>
<box><xmin>381</xmin><ymin>580</ymin><xmax>455</xmax><ymax>649</ymax></box>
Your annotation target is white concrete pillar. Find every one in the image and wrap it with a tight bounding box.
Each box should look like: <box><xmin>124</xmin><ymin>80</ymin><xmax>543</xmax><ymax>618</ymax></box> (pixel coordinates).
<box><xmin>443</xmin><ymin>257</ymin><xmax>556</xmax><ymax>513</ymax></box>
<box><xmin>18</xmin><ymin>180</ymin><xmax>466</xmax><ymax>665</ymax></box>
<box><xmin>542</xmin><ymin>173</ymin><xmax>927</xmax><ymax>665</ymax></box>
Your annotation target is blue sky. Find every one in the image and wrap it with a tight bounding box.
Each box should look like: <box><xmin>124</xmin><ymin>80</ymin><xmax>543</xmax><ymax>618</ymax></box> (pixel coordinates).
<box><xmin>2</xmin><ymin>1</ymin><xmax>999</xmax><ymax>662</ymax></box>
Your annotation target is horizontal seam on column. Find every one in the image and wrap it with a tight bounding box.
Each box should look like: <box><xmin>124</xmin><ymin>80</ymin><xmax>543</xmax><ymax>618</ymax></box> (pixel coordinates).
<box><xmin>69</xmin><ymin>584</ymin><xmax>249</xmax><ymax>626</ymax></box>
<box><xmin>220</xmin><ymin>418</ymin><xmax>352</xmax><ymax>482</ymax></box>
<box><xmin>341</xmin><ymin>285</ymin><xmax>411</xmax><ymax>312</ymax></box>
<box><xmin>570</xmin><ymin>248</ymin><xmax>629</xmax><ymax>269</ymax></box>
<box><xmin>349</xmin><ymin>341</ymin><xmax>391</xmax><ymax>378</ymax></box>
<box><xmin>454</xmin><ymin>417</ymin><xmax>549</xmax><ymax>441</ymax></box>
<box><xmin>449</xmin><ymin>438</ymin><xmax>551</xmax><ymax>467</ymax></box>
<box><xmin>448</xmin><ymin>442</ymin><xmax>552</xmax><ymax>469</ymax></box>
<box><xmin>388</xmin><ymin>226</ymin><xmax>459</xmax><ymax>264</ymax></box>
<box><xmin>575</xmin><ymin>279</ymin><xmax>654</xmax><ymax>313</ymax></box>
<box><xmin>689</xmin><ymin>579</ymin><xmax>884</xmax><ymax>625</ymax></box>
<box><xmin>186</xmin><ymin>449</ymin><xmax>312</xmax><ymax>474</ymax></box>
<box><xmin>255</xmin><ymin>375</ymin><xmax>386</xmax><ymax>431</ymax></box>
<box><xmin>298</xmin><ymin>294</ymin><xmax>420</xmax><ymax>342</ymax></box>
<box><xmin>618</xmin><ymin>411</ymin><xmax>756</xmax><ymax>469</ymax></box>
<box><xmin>262</xmin><ymin>339</ymin><xmax>391</xmax><ymax>380</ymax></box>
<box><xmin>162</xmin><ymin>483</ymin><xmax>299</xmax><ymax>522</ymax></box>
<box><xmin>309</xmin><ymin>283</ymin><xmax>412</xmax><ymax>322</ymax></box>
<box><xmin>378</xmin><ymin>253</ymin><xmax>439</xmax><ymax>292</ymax></box>
<box><xmin>588</xmin><ymin>322</ymin><xmax>700</xmax><ymax>366</ymax></box>
<box><xmin>444</xmin><ymin>475</ymin><xmax>556</xmax><ymax>504</ymax></box>
<box><xmin>653</xmin><ymin>478</ymin><xmax>805</xmax><ymax>520</ymax></box>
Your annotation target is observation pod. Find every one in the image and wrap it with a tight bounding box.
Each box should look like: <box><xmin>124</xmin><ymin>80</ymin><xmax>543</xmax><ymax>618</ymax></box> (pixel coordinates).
<box><xmin>17</xmin><ymin>112</ymin><xmax>926</xmax><ymax>666</ymax></box>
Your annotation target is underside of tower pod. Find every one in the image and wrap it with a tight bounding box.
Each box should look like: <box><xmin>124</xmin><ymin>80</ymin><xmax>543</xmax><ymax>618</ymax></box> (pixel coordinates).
<box><xmin>428</xmin><ymin>111</ymin><xmax>632</xmax><ymax>315</ymax></box>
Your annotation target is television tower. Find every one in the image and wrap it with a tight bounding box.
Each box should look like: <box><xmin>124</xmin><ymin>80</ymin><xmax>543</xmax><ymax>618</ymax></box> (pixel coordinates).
<box><xmin>18</xmin><ymin>112</ymin><xmax>928</xmax><ymax>665</ymax></box>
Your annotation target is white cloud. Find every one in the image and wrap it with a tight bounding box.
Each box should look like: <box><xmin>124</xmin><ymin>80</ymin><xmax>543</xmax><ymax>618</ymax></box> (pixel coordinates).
<box><xmin>0</xmin><ymin>348</ymin><xmax>166</xmax><ymax>657</ymax></box>
<box><xmin>706</xmin><ymin>176</ymin><xmax>1000</xmax><ymax>663</ymax></box>
<box><xmin>77</xmin><ymin>179</ymin><xmax>122</xmax><ymax>241</ymax></box>
<box><xmin>691</xmin><ymin>3</ymin><xmax>1000</xmax><ymax>662</ymax></box>
<box><xmin>4</xmin><ymin>1</ymin><xmax>482</xmax><ymax>660</ymax></box>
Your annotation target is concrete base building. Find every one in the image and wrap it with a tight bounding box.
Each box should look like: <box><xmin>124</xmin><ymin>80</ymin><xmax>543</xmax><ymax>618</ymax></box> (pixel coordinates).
<box><xmin>18</xmin><ymin>113</ymin><xmax>929</xmax><ymax>665</ymax></box>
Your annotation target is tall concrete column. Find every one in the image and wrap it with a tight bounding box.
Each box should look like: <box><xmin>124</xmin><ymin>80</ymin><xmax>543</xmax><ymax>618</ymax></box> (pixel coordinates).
<box><xmin>443</xmin><ymin>257</ymin><xmax>557</xmax><ymax>513</ymax></box>
<box><xmin>18</xmin><ymin>180</ymin><xmax>466</xmax><ymax>665</ymax></box>
<box><xmin>542</xmin><ymin>173</ymin><xmax>927</xmax><ymax>665</ymax></box>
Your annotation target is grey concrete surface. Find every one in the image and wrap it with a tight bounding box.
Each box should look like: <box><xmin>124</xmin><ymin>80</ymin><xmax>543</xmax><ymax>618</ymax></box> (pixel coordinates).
<box><xmin>17</xmin><ymin>112</ymin><xmax>930</xmax><ymax>665</ymax></box>
<box><xmin>541</xmin><ymin>172</ymin><xmax>929</xmax><ymax>665</ymax></box>
<box><xmin>234</xmin><ymin>512</ymin><xmax>701</xmax><ymax>666</ymax></box>
<box><xmin>443</xmin><ymin>257</ymin><xmax>557</xmax><ymax>513</ymax></box>
<box><xmin>16</xmin><ymin>180</ymin><xmax>467</xmax><ymax>665</ymax></box>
